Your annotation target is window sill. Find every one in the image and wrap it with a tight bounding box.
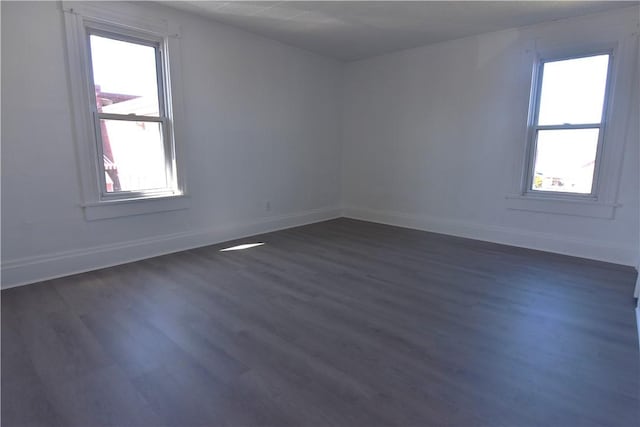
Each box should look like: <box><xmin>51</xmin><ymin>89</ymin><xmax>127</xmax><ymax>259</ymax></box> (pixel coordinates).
<box><xmin>505</xmin><ymin>194</ymin><xmax>619</xmax><ymax>219</ymax></box>
<box><xmin>82</xmin><ymin>194</ymin><xmax>189</xmax><ymax>221</ymax></box>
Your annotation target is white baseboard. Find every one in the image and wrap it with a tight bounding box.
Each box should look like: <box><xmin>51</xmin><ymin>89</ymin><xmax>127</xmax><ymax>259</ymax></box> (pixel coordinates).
<box><xmin>1</xmin><ymin>206</ymin><xmax>341</xmax><ymax>289</ymax></box>
<box><xmin>2</xmin><ymin>205</ymin><xmax>635</xmax><ymax>290</ymax></box>
<box><xmin>343</xmin><ymin>206</ymin><xmax>637</xmax><ymax>267</ymax></box>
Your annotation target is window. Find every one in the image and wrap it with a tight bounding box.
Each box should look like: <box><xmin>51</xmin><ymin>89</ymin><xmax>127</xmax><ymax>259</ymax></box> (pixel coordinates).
<box><xmin>89</xmin><ymin>32</ymin><xmax>175</xmax><ymax>196</ymax></box>
<box><xmin>525</xmin><ymin>53</ymin><xmax>612</xmax><ymax>196</ymax></box>
<box><xmin>507</xmin><ymin>31</ymin><xmax>637</xmax><ymax>220</ymax></box>
<box><xmin>64</xmin><ymin>3</ymin><xmax>187</xmax><ymax>220</ymax></box>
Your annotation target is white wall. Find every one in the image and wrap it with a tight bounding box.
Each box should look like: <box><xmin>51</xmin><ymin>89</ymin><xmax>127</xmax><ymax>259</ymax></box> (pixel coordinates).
<box><xmin>1</xmin><ymin>1</ymin><xmax>343</xmax><ymax>287</ymax></box>
<box><xmin>342</xmin><ymin>7</ymin><xmax>640</xmax><ymax>266</ymax></box>
<box><xmin>2</xmin><ymin>3</ymin><xmax>639</xmax><ymax>289</ymax></box>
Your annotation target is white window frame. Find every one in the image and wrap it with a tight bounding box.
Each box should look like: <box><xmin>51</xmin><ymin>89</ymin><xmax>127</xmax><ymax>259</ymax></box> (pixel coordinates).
<box><xmin>88</xmin><ymin>27</ymin><xmax>177</xmax><ymax>200</ymax></box>
<box><xmin>63</xmin><ymin>2</ymin><xmax>188</xmax><ymax>220</ymax></box>
<box><xmin>523</xmin><ymin>50</ymin><xmax>613</xmax><ymax>199</ymax></box>
<box><xmin>506</xmin><ymin>34</ymin><xmax>639</xmax><ymax>219</ymax></box>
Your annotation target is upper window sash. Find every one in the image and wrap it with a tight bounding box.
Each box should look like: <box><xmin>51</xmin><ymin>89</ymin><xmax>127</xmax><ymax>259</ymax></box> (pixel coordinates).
<box><xmin>531</xmin><ymin>50</ymin><xmax>613</xmax><ymax>127</ymax></box>
<box><xmin>86</xmin><ymin>28</ymin><xmax>168</xmax><ymax>119</ymax></box>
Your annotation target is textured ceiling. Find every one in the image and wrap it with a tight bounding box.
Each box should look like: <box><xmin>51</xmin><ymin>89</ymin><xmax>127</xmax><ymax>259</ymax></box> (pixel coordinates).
<box><xmin>166</xmin><ymin>1</ymin><xmax>638</xmax><ymax>61</ymax></box>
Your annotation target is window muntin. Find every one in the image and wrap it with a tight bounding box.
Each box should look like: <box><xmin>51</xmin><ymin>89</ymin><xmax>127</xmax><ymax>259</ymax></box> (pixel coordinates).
<box><xmin>527</xmin><ymin>53</ymin><xmax>611</xmax><ymax>196</ymax></box>
<box><xmin>86</xmin><ymin>30</ymin><xmax>177</xmax><ymax>196</ymax></box>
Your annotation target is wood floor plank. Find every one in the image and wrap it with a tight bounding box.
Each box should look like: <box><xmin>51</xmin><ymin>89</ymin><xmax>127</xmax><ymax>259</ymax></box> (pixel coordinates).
<box><xmin>2</xmin><ymin>218</ymin><xmax>638</xmax><ymax>426</ymax></box>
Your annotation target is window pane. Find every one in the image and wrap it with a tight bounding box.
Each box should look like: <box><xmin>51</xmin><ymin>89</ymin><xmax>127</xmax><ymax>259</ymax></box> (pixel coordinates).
<box><xmin>100</xmin><ymin>119</ymin><xmax>168</xmax><ymax>193</ymax></box>
<box><xmin>90</xmin><ymin>34</ymin><xmax>160</xmax><ymax>117</ymax></box>
<box><xmin>538</xmin><ymin>55</ymin><xmax>609</xmax><ymax>125</ymax></box>
<box><xmin>531</xmin><ymin>129</ymin><xmax>599</xmax><ymax>194</ymax></box>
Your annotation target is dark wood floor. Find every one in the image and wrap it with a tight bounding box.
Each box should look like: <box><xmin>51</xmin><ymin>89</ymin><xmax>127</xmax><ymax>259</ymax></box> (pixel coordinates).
<box><xmin>2</xmin><ymin>218</ymin><xmax>639</xmax><ymax>427</ymax></box>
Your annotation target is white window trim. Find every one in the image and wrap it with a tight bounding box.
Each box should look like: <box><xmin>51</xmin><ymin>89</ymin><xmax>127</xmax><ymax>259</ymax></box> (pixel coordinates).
<box><xmin>507</xmin><ymin>34</ymin><xmax>639</xmax><ymax>219</ymax></box>
<box><xmin>62</xmin><ymin>2</ymin><xmax>188</xmax><ymax>220</ymax></box>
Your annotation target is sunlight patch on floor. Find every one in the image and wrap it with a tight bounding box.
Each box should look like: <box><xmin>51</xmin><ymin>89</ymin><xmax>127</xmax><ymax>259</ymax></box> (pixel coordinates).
<box><xmin>220</xmin><ymin>242</ymin><xmax>265</xmax><ymax>252</ymax></box>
